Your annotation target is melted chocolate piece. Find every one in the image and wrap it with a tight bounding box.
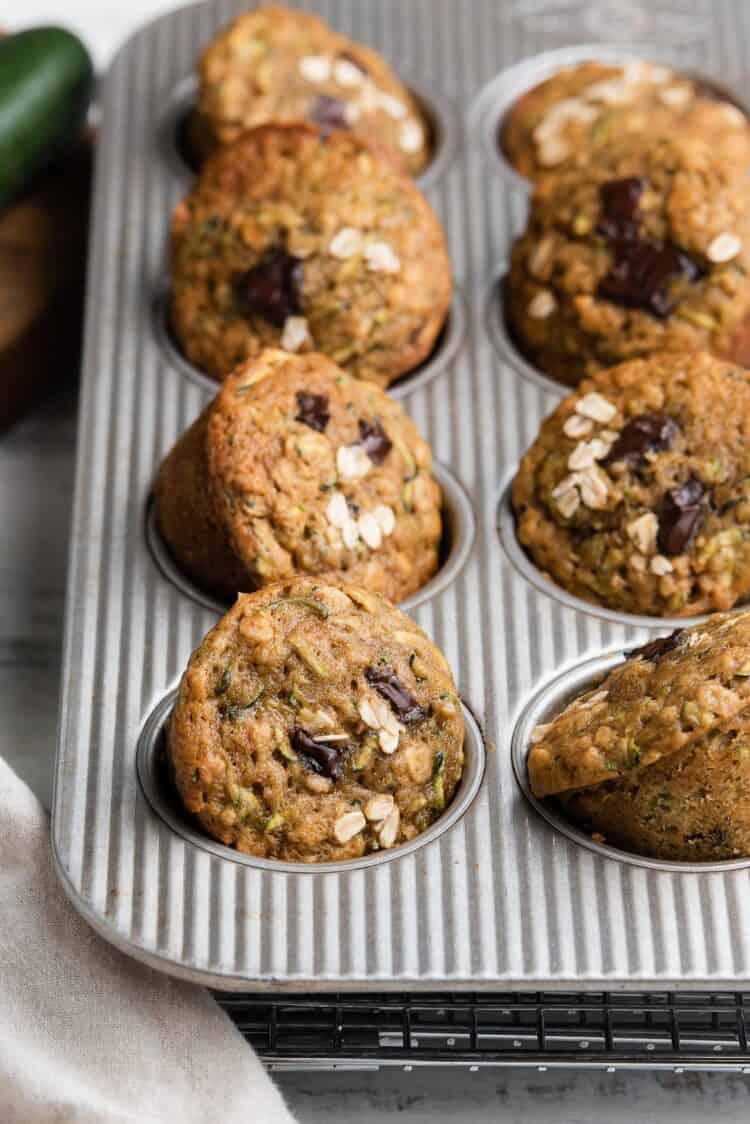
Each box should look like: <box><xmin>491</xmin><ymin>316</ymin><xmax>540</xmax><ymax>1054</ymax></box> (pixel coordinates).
<box><xmin>308</xmin><ymin>94</ymin><xmax>350</xmax><ymax>133</ymax></box>
<box><xmin>291</xmin><ymin>728</ymin><xmax>344</xmax><ymax>780</ymax></box>
<box><xmin>597</xmin><ymin>240</ymin><xmax>702</xmax><ymax>319</ymax></box>
<box><xmin>625</xmin><ymin>629</ymin><xmax>685</xmax><ymax>663</ymax></box>
<box><xmin>234</xmin><ymin>249</ymin><xmax>302</xmax><ymax>327</ymax></box>
<box><xmin>364</xmin><ymin>666</ymin><xmax>426</xmax><ymax>723</ymax></box>
<box><xmin>295</xmin><ymin>391</ymin><xmax>330</xmax><ymax>433</ymax></box>
<box><xmin>597</xmin><ymin>177</ymin><xmax>644</xmax><ymax>243</ymax></box>
<box><xmin>603</xmin><ymin>412</ymin><xmax>678</xmax><ymax>467</ymax></box>
<box><xmin>657</xmin><ymin>477</ymin><xmax>706</xmax><ymax>555</ymax></box>
<box><xmin>358</xmin><ymin>419</ymin><xmax>392</xmax><ymax>464</ymax></box>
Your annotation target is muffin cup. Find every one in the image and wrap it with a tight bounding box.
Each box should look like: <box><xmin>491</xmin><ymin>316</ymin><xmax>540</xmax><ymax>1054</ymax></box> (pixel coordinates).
<box><xmin>137</xmin><ymin>687</ymin><xmax>486</xmax><ymax>874</ymax></box>
<box><xmin>154</xmin><ymin>282</ymin><xmax>467</xmax><ymax>401</ymax></box>
<box><xmin>157</xmin><ymin>74</ymin><xmax>461</xmax><ymax>193</ymax></box>
<box><xmin>496</xmin><ymin>473</ymin><xmax>720</xmax><ymax>631</ymax></box>
<box><xmin>148</xmin><ymin>459</ymin><xmax>476</xmax><ymax>615</ymax></box>
<box><xmin>511</xmin><ymin>651</ymin><xmax>750</xmax><ymax>874</ymax></box>
<box><xmin>469</xmin><ymin>43</ymin><xmax>750</xmax><ymax>194</ymax></box>
<box><xmin>486</xmin><ymin>268</ymin><xmax>567</xmax><ymax>397</ymax></box>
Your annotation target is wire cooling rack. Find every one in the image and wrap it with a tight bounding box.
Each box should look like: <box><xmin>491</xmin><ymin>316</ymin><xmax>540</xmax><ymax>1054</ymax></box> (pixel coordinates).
<box><xmin>216</xmin><ymin>990</ymin><xmax>750</xmax><ymax>1072</ymax></box>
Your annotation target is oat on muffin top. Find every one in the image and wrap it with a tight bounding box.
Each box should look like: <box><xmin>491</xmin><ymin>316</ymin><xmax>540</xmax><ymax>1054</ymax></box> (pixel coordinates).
<box><xmin>502</xmin><ymin>59</ymin><xmax>750</xmax><ymax>181</ymax></box>
<box><xmin>167</xmin><ymin>580</ymin><xmax>465</xmax><ymax>862</ymax></box>
<box><xmin>507</xmin><ymin>135</ymin><xmax>750</xmax><ymax>387</ymax></box>
<box><xmin>527</xmin><ymin>610</ymin><xmax>750</xmax><ymax>798</ymax></box>
<box><xmin>155</xmin><ymin>350</ymin><xmax>442</xmax><ymax>603</ymax></box>
<box><xmin>170</xmin><ymin>124</ymin><xmax>451</xmax><ymax>386</ymax></box>
<box><xmin>196</xmin><ymin>5</ymin><xmax>430</xmax><ymax>175</ymax></box>
<box><xmin>512</xmin><ymin>353</ymin><xmax>750</xmax><ymax>618</ymax></box>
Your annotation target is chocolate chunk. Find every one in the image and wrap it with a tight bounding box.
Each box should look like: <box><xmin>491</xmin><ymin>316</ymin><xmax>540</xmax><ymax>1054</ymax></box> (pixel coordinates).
<box><xmin>603</xmin><ymin>412</ymin><xmax>678</xmax><ymax>467</ymax></box>
<box><xmin>308</xmin><ymin>94</ymin><xmax>350</xmax><ymax>133</ymax></box>
<box><xmin>291</xmin><ymin>728</ymin><xmax>344</xmax><ymax>780</ymax></box>
<box><xmin>597</xmin><ymin>177</ymin><xmax>644</xmax><ymax>243</ymax></box>
<box><xmin>625</xmin><ymin>629</ymin><xmax>685</xmax><ymax>662</ymax></box>
<box><xmin>295</xmin><ymin>391</ymin><xmax>330</xmax><ymax>433</ymax></box>
<box><xmin>358</xmin><ymin>419</ymin><xmax>392</xmax><ymax>464</ymax></box>
<box><xmin>598</xmin><ymin>240</ymin><xmax>702</xmax><ymax>319</ymax></box>
<box><xmin>364</xmin><ymin>666</ymin><xmax>426</xmax><ymax>723</ymax></box>
<box><xmin>657</xmin><ymin>478</ymin><xmax>706</xmax><ymax>555</ymax></box>
<box><xmin>234</xmin><ymin>249</ymin><xmax>302</xmax><ymax>327</ymax></box>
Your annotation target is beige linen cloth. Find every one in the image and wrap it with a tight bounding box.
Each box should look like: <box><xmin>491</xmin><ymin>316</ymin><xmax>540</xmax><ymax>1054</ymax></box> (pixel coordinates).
<box><xmin>0</xmin><ymin>755</ymin><xmax>297</xmax><ymax>1123</ymax></box>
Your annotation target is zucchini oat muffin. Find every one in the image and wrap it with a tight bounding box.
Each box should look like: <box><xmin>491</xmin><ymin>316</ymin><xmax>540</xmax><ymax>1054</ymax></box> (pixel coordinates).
<box><xmin>155</xmin><ymin>349</ymin><xmax>442</xmax><ymax>603</ymax></box>
<box><xmin>512</xmin><ymin>352</ymin><xmax>750</xmax><ymax>618</ymax></box>
<box><xmin>502</xmin><ymin>59</ymin><xmax>750</xmax><ymax>182</ymax></box>
<box><xmin>170</xmin><ymin>123</ymin><xmax>451</xmax><ymax>385</ymax></box>
<box><xmin>195</xmin><ymin>5</ymin><xmax>430</xmax><ymax>175</ymax></box>
<box><xmin>167</xmin><ymin>580</ymin><xmax>465</xmax><ymax>862</ymax></box>
<box><xmin>507</xmin><ymin>135</ymin><xmax>750</xmax><ymax>387</ymax></box>
<box><xmin>528</xmin><ymin>613</ymin><xmax>750</xmax><ymax>861</ymax></box>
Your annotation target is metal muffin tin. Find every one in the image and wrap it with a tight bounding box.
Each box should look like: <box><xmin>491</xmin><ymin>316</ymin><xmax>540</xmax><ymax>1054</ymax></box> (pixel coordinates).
<box><xmin>54</xmin><ymin>0</ymin><xmax>750</xmax><ymax>992</ymax></box>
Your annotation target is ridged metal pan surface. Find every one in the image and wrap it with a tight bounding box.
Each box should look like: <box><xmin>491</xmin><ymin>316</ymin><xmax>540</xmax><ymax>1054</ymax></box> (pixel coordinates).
<box><xmin>53</xmin><ymin>0</ymin><xmax>750</xmax><ymax>991</ymax></box>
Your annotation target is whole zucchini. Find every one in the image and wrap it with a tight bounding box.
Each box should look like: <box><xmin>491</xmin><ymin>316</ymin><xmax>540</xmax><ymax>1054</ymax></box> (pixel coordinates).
<box><xmin>0</xmin><ymin>27</ymin><xmax>94</xmax><ymax>209</ymax></box>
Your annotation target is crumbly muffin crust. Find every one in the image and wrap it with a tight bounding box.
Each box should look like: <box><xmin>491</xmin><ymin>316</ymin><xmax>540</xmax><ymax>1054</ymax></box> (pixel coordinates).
<box><xmin>512</xmin><ymin>353</ymin><xmax>750</xmax><ymax>618</ymax></box>
<box><xmin>167</xmin><ymin>580</ymin><xmax>465</xmax><ymax>862</ymax></box>
<box><xmin>507</xmin><ymin>136</ymin><xmax>750</xmax><ymax>387</ymax></box>
<box><xmin>170</xmin><ymin>123</ymin><xmax>451</xmax><ymax>386</ymax></box>
<box><xmin>196</xmin><ymin>5</ymin><xmax>430</xmax><ymax>175</ymax></box>
<box><xmin>527</xmin><ymin>613</ymin><xmax>750</xmax><ymax>861</ymax></box>
<box><xmin>502</xmin><ymin>59</ymin><xmax>750</xmax><ymax>182</ymax></box>
<box><xmin>155</xmin><ymin>350</ymin><xmax>442</xmax><ymax>602</ymax></box>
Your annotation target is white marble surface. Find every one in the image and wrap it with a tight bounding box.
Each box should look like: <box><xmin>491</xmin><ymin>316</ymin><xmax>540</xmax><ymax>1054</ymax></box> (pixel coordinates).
<box><xmin>2</xmin><ymin>0</ymin><xmax>750</xmax><ymax>1117</ymax></box>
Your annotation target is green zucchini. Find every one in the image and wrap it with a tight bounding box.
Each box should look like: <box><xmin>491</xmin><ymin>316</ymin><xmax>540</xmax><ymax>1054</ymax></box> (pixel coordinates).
<box><xmin>0</xmin><ymin>27</ymin><xmax>94</xmax><ymax>208</ymax></box>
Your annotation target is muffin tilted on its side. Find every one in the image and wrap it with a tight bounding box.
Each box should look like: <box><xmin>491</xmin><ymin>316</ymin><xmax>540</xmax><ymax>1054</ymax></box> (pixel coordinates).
<box><xmin>512</xmin><ymin>352</ymin><xmax>750</xmax><ymax>618</ymax></box>
<box><xmin>507</xmin><ymin>135</ymin><xmax>750</xmax><ymax>387</ymax></box>
<box><xmin>502</xmin><ymin>59</ymin><xmax>750</xmax><ymax>182</ymax></box>
<box><xmin>167</xmin><ymin>581</ymin><xmax>465</xmax><ymax>863</ymax></box>
<box><xmin>170</xmin><ymin>123</ymin><xmax>450</xmax><ymax>385</ymax></box>
<box><xmin>155</xmin><ymin>349</ymin><xmax>443</xmax><ymax>604</ymax></box>
<box><xmin>195</xmin><ymin>4</ymin><xmax>431</xmax><ymax>175</ymax></box>
<box><xmin>528</xmin><ymin>613</ymin><xmax>750</xmax><ymax>862</ymax></box>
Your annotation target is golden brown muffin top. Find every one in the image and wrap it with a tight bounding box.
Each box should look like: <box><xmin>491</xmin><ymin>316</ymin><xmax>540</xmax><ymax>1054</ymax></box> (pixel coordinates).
<box><xmin>507</xmin><ymin>134</ymin><xmax>750</xmax><ymax>385</ymax></box>
<box><xmin>512</xmin><ymin>352</ymin><xmax>750</xmax><ymax>617</ymax></box>
<box><xmin>170</xmin><ymin>123</ymin><xmax>451</xmax><ymax>385</ymax></box>
<box><xmin>502</xmin><ymin>59</ymin><xmax>750</xmax><ymax>181</ymax></box>
<box><xmin>528</xmin><ymin>610</ymin><xmax>750</xmax><ymax>798</ymax></box>
<box><xmin>198</xmin><ymin>4</ymin><xmax>430</xmax><ymax>175</ymax></box>
<box><xmin>200</xmin><ymin>350</ymin><xmax>442</xmax><ymax>599</ymax></box>
<box><xmin>168</xmin><ymin>579</ymin><xmax>464</xmax><ymax>862</ymax></box>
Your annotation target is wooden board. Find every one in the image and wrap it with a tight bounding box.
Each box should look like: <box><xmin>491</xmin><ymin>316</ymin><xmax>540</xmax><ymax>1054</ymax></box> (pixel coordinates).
<box><xmin>0</xmin><ymin>136</ymin><xmax>91</xmax><ymax>432</ymax></box>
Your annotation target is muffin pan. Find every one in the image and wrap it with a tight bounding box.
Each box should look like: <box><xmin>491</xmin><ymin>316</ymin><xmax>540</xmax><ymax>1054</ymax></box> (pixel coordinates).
<box><xmin>53</xmin><ymin>0</ymin><xmax>750</xmax><ymax>992</ymax></box>
<box><xmin>146</xmin><ymin>458</ymin><xmax>476</xmax><ymax>615</ymax></box>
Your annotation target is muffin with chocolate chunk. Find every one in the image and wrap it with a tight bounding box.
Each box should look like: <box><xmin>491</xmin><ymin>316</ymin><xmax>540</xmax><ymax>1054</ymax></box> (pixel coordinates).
<box><xmin>507</xmin><ymin>135</ymin><xmax>750</xmax><ymax>387</ymax></box>
<box><xmin>512</xmin><ymin>352</ymin><xmax>750</xmax><ymax>617</ymax></box>
<box><xmin>502</xmin><ymin>59</ymin><xmax>750</xmax><ymax>182</ymax></box>
<box><xmin>155</xmin><ymin>350</ymin><xmax>442</xmax><ymax>603</ymax></box>
<box><xmin>170</xmin><ymin>123</ymin><xmax>451</xmax><ymax>385</ymax></box>
<box><xmin>528</xmin><ymin>612</ymin><xmax>750</xmax><ymax>861</ymax></box>
<box><xmin>193</xmin><ymin>5</ymin><xmax>430</xmax><ymax>175</ymax></box>
<box><xmin>167</xmin><ymin>580</ymin><xmax>464</xmax><ymax>862</ymax></box>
